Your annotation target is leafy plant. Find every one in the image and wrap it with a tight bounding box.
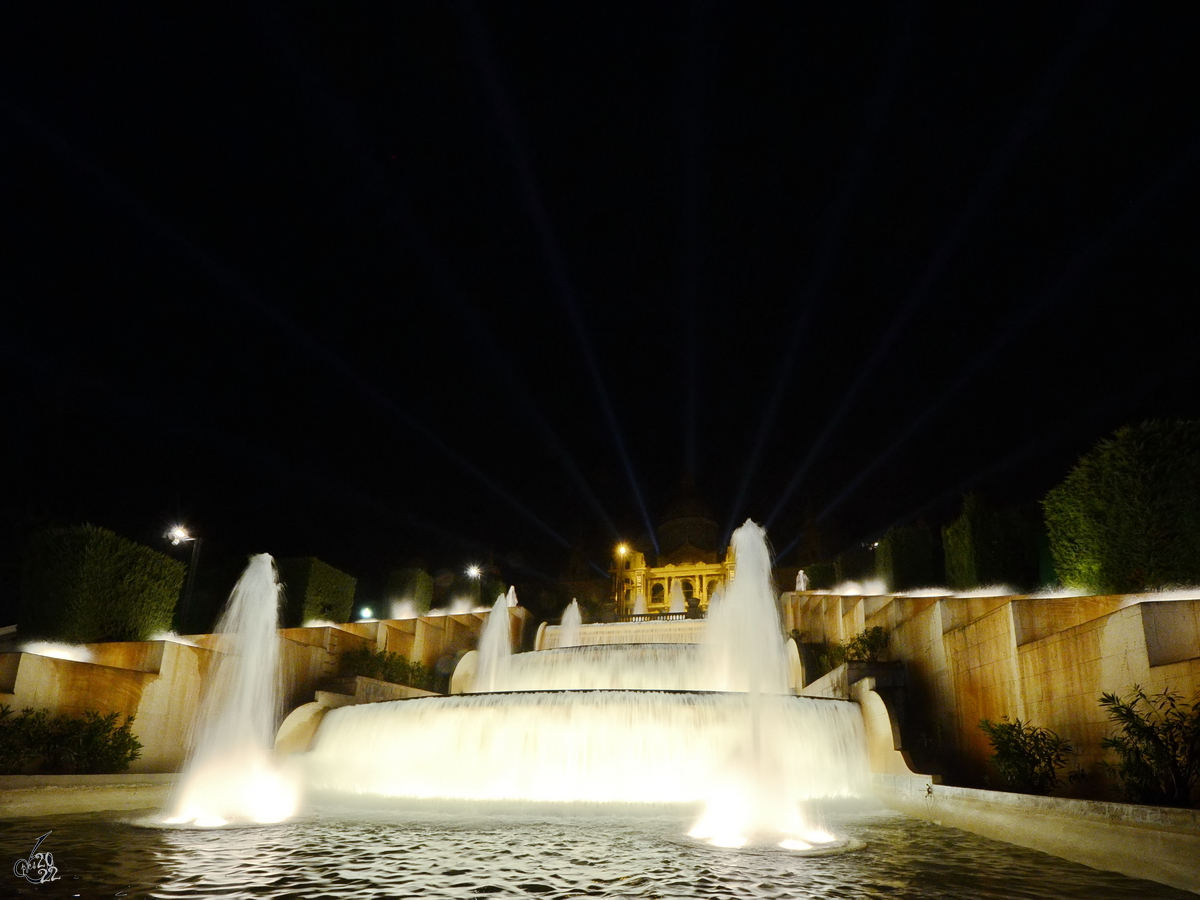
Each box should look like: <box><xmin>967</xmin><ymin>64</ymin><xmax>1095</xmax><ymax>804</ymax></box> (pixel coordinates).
<box><xmin>979</xmin><ymin>717</ymin><xmax>1076</xmax><ymax>794</ymax></box>
<box><xmin>943</xmin><ymin>494</ymin><xmax>1041</xmax><ymax>591</ymax></box>
<box><xmin>1099</xmin><ymin>685</ymin><xmax>1200</xmax><ymax>807</ymax></box>
<box><xmin>876</xmin><ymin>522</ymin><xmax>938</xmax><ymax>592</ymax></box>
<box><xmin>340</xmin><ymin>647</ymin><xmax>440</xmax><ymax>692</ymax></box>
<box><xmin>278</xmin><ymin>557</ymin><xmax>357</xmax><ymax>626</ymax></box>
<box><xmin>1043</xmin><ymin>420</ymin><xmax>1200</xmax><ymax>593</ymax></box>
<box><xmin>0</xmin><ymin>705</ymin><xmax>142</xmax><ymax>774</ymax></box>
<box><xmin>20</xmin><ymin>524</ymin><xmax>185</xmax><ymax>642</ymax></box>
<box><xmin>845</xmin><ymin>626</ymin><xmax>890</xmax><ymax>662</ymax></box>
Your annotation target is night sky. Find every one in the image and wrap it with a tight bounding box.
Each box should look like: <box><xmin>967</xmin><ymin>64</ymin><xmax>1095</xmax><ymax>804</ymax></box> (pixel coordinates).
<box><xmin>3</xmin><ymin>3</ymin><xmax>1199</xmax><ymax>613</ymax></box>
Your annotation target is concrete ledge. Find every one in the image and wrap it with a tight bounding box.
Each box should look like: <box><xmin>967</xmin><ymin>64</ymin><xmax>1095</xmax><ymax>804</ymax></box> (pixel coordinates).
<box><xmin>0</xmin><ymin>773</ymin><xmax>176</xmax><ymax>819</ymax></box>
<box><xmin>875</xmin><ymin>773</ymin><xmax>1200</xmax><ymax>895</ymax></box>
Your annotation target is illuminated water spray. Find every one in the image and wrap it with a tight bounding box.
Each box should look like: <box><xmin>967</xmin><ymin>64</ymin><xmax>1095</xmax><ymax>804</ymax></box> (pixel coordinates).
<box><xmin>164</xmin><ymin>554</ymin><xmax>298</xmax><ymax>827</ymax></box>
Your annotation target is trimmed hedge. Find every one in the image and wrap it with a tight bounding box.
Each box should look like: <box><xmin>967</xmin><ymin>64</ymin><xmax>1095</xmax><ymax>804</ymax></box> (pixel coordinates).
<box><xmin>1043</xmin><ymin>420</ymin><xmax>1200</xmax><ymax>593</ymax></box>
<box><xmin>876</xmin><ymin>522</ymin><xmax>938</xmax><ymax>592</ymax></box>
<box><xmin>834</xmin><ymin>547</ymin><xmax>874</xmax><ymax>585</ymax></box>
<box><xmin>20</xmin><ymin>524</ymin><xmax>184</xmax><ymax>642</ymax></box>
<box><xmin>802</xmin><ymin>561</ymin><xmax>836</xmax><ymax>590</ymax></box>
<box><xmin>943</xmin><ymin>494</ymin><xmax>1041</xmax><ymax>591</ymax></box>
<box><xmin>385</xmin><ymin>567</ymin><xmax>434</xmax><ymax>614</ymax></box>
<box><xmin>278</xmin><ymin>557</ymin><xmax>357</xmax><ymax>625</ymax></box>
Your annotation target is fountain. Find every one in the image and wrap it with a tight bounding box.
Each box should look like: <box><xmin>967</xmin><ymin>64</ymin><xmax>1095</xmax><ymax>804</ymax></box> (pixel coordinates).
<box><xmin>473</xmin><ymin>594</ymin><xmax>512</xmax><ymax>692</ymax></box>
<box><xmin>304</xmin><ymin>520</ymin><xmax>869</xmax><ymax>851</ymax></box>
<box><xmin>558</xmin><ymin>598</ymin><xmax>582</xmax><ymax>647</ymax></box>
<box><xmin>632</xmin><ymin>588</ymin><xmax>647</xmax><ymax>616</ymax></box>
<box><xmin>162</xmin><ymin>553</ymin><xmax>299</xmax><ymax>827</ymax></box>
<box><xmin>669</xmin><ymin>580</ymin><xmax>686</xmax><ymax>613</ymax></box>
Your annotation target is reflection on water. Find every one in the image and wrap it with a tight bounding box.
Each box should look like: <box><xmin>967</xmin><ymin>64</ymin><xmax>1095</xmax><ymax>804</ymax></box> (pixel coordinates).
<box><xmin>0</xmin><ymin>804</ymin><xmax>1191</xmax><ymax>899</ymax></box>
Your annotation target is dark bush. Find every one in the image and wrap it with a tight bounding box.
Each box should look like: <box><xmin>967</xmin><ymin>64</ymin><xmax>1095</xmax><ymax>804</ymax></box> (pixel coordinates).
<box><xmin>834</xmin><ymin>547</ymin><xmax>874</xmax><ymax>585</ymax></box>
<box><xmin>876</xmin><ymin>522</ymin><xmax>938</xmax><ymax>592</ymax></box>
<box><xmin>802</xmin><ymin>561</ymin><xmax>836</xmax><ymax>590</ymax></box>
<box><xmin>20</xmin><ymin>524</ymin><xmax>184</xmax><ymax>642</ymax></box>
<box><xmin>1043</xmin><ymin>420</ymin><xmax>1200</xmax><ymax>593</ymax></box>
<box><xmin>943</xmin><ymin>495</ymin><xmax>1041</xmax><ymax>591</ymax></box>
<box><xmin>339</xmin><ymin>647</ymin><xmax>440</xmax><ymax>692</ymax></box>
<box><xmin>0</xmin><ymin>705</ymin><xmax>142</xmax><ymax>774</ymax></box>
<box><xmin>845</xmin><ymin>626</ymin><xmax>890</xmax><ymax>662</ymax></box>
<box><xmin>278</xmin><ymin>557</ymin><xmax>357</xmax><ymax>626</ymax></box>
<box><xmin>385</xmin><ymin>567</ymin><xmax>434</xmax><ymax>614</ymax></box>
<box><xmin>979</xmin><ymin>717</ymin><xmax>1076</xmax><ymax>794</ymax></box>
<box><xmin>1100</xmin><ymin>685</ymin><xmax>1200</xmax><ymax>807</ymax></box>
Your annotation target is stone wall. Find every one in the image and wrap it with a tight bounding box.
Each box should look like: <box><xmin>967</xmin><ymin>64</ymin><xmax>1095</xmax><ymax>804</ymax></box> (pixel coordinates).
<box><xmin>784</xmin><ymin>589</ymin><xmax>1200</xmax><ymax>792</ymax></box>
<box><xmin>0</xmin><ymin>609</ymin><xmax>526</xmax><ymax>774</ymax></box>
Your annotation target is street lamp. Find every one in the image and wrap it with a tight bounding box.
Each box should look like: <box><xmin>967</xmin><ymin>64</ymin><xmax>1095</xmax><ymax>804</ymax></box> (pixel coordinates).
<box><xmin>165</xmin><ymin>524</ymin><xmax>202</xmax><ymax>630</ymax></box>
<box><xmin>466</xmin><ymin>565</ymin><xmax>481</xmax><ymax>606</ymax></box>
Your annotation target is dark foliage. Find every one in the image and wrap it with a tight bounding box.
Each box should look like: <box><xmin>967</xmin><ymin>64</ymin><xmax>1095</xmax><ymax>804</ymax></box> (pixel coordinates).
<box><xmin>1043</xmin><ymin>421</ymin><xmax>1200</xmax><ymax>593</ymax></box>
<box><xmin>979</xmin><ymin>717</ymin><xmax>1076</xmax><ymax>794</ymax></box>
<box><xmin>0</xmin><ymin>705</ymin><xmax>142</xmax><ymax>774</ymax></box>
<box><xmin>339</xmin><ymin>646</ymin><xmax>441</xmax><ymax>693</ymax></box>
<box><xmin>384</xmin><ymin>567</ymin><xmax>434</xmax><ymax>614</ymax></box>
<box><xmin>1100</xmin><ymin>686</ymin><xmax>1200</xmax><ymax>807</ymax></box>
<box><xmin>876</xmin><ymin>522</ymin><xmax>939</xmax><ymax>592</ymax></box>
<box><xmin>278</xmin><ymin>557</ymin><xmax>357</xmax><ymax>626</ymax></box>
<box><xmin>943</xmin><ymin>495</ymin><xmax>1041</xmax><ymax>591</ymax></box>
<box><xmin>20</xmin><ymin>524</ymin><xmax>184</xmax><ymax>642</ymax></box>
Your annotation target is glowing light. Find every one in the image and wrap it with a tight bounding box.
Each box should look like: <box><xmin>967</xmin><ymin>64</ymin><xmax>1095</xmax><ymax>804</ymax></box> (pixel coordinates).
<box><xmin>780</xmin><ymin>838</ymin><xmax>813</xmax><ymax>851</ymax></box>
<box><xmin>167</xmin><ymin>525</ymin><xmax>193</xmax><ymax>546</ymax></box>
<box><xmin>21</xmin><ymin>642</ymin><xmax>93</xmax><ymax>663</ymax></box>
<box><xmin>467</xmin><ymin>565</ymin><xmax>481</xmax><ymax>579</ymax></box>
<box><xmin>616</xmin><ymin>544</ymin><xmax>628</xmax><ymax>557</ymax></box>
<box><xmin>359</xmin><ymin>607</ymin><xmax>374</xmax><ymax>620</ymax></box>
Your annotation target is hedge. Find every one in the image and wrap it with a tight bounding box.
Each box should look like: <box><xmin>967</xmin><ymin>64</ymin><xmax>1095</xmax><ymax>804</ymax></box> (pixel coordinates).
<box><xmin>876</xmin><ymin>522</ymin><xmax>938</xmax><ymax>592</ymax></box>
<box><xmin>385</xmin><ymin>567</ymin><xmax>434</xmax><ymax>614</ymax></box>
<box><xmin>1043</xmin><ymin>420</ymin><xmax>1200</xmax><ymax>593</ymax></box>
<box><xmin>0</xmin><ymin>705</ymin><xmax>142</xmax><ymax>774</ymax></box>
<box><xmin>20</xmin><ymin>524</ymin><xmax>184</xmax><ymax>642</ymax></box>
<box><xmin>277</xmin><ymin>557</ymin><xmax>357</xmax><ymax>625</ymax></box>
<box><xmin>942</xmin><ymin>494</ymin><xmax>1041</xmax><ymax>591</ymax></box>
<box><xmin>834</xmin><ymin>546</ymin><xmax>874</xmax><ymax>585</ymax></box>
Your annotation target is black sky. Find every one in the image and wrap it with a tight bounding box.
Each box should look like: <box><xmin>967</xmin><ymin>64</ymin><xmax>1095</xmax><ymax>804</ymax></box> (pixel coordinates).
<box><xmin>3</xmin><ymin>3</ymin><xmax>1199</xmax><ymax>609</ymax></box>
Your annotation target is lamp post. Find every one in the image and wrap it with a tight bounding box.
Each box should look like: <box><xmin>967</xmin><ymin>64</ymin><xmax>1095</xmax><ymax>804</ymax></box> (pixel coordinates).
<box><xmin>466</xmin><ymin>565</ymin><xmax>481</xmax><ymax>606</ymax></box>
<box><xmin>166</xmin><ymin>525</ymin><xmax>202</xmax><ymax>630</ymax></box>
<box><xmin>614</xmin><ymin>544</ymin><xmax>628</xmax><ymax>617</ymax></box>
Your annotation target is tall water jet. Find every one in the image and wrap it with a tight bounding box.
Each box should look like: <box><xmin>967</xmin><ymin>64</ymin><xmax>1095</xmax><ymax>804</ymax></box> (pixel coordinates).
<box><xmin>669</xmin><ymin>581</ymin><xmax>686</xmax><ymax>614</ymax></box>
<box><xmin>632</xmin><ymin>590</ymin><xmax>647</xmax><ymax>616</ymax></box>
<box><xmin>474</xmin><ymin>594</ymin><xmax>512</xmax><ymax>692</ymax></box>
<box><xmin>559</xmin><ymin>599</ymin><xmax>582</xmax><ymax>648</ymax></box>
<box><xmin>690</xmin><ymin>519</ymin><xmax>825</xmax><ymax>849</ymax></box>
<box><xmin>165</xmin><ymin>554</ymin><xmax>299</xmax><ymax>827</ymax></box>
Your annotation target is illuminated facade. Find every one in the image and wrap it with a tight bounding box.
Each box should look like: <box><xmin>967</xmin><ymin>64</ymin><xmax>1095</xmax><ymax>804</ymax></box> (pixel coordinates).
<box><xmin>611</xmin><ymin>484</ymin><xmax>735</xmax><ymax>617</ymax></box>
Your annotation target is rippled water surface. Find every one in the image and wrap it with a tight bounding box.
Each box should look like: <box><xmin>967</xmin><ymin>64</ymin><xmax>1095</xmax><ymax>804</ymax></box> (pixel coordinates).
<box><xmin>0</xmin><ymin>803</ymin><xmax>1191</xmax><ymax>899</ymax></box>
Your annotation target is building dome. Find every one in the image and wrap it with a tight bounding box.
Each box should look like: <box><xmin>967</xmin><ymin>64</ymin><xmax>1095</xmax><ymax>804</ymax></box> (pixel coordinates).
<box><xmin>656</xmin><ymin>478</ymin><xmax>719</xmax><ymax>564</ymax></box>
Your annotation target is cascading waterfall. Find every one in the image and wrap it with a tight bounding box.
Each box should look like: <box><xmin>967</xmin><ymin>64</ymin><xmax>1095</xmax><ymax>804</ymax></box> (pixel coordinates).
<box><xmin>559</xmin><ymin>599</ymin><xmax>582</xmax><ymax>648</ymax></box>
<box><xmin>304</xmin><ymin>520</ymin><xmax>870</xmax><ymax>851</ymax></box>
<box><xmin>164</xmin><ymin>554</ymin><xmax>298</xmax><ymax>827</ymax></box>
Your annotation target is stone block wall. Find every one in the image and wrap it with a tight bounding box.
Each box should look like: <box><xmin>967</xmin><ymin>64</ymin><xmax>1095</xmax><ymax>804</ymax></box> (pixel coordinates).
<box><xmin>785</xmin><ymin>589</ymin><xmax>1200</xmax><ymax>794</ymax></box>
<box><xmin>0</xmin><ymin>608</ymin><xmax>525</xmax><ymax>774</ymax></box>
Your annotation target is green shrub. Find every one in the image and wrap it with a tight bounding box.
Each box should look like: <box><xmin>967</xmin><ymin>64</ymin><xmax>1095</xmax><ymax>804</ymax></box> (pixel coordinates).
<box><xmin>834</xmin><ymin>547</ymin><xmax>874</xmax><ymax>585</ymax></box>
<box><xmin>0</xmin><ymin>705</ymin><xmax>142</xmax><ymax>775</ymax></box>
<box><xmin>278</xmin><ymin>557</ymin><xmax>357</xmax><ymax>626</ymax></box>
<box><xmin>845</xmin><ymin>626</ymin><xmax>890</xmax><ymax>662</ymax></box>
<box><xmin>20</xmin><ymin>524</ymin><xmax>185</xmax><ymax>642</ymax></box>
<box><xmin>876</xmin><ymin>523</ymin><xmax>938</xmax><ymax>592</ymax></box>
<box><xmin>339</xmin><ymin>647</ymin><xmax>439</xmax><ymax>692</ymax></box>
<box><xmin>1043</xmin><ymin>421</ymin><xmax>1200</xmax><ymax>593</ymax></box>
<box><xmin>1099</xmin><ymin>685</ymin><xmax>1200</xmax><ymax>807</ymax></box>
<box><xmin>385</xmin><ymin>567</ymin><xmax>434</xmax><ymax>614</ymax></box>
<box><xmin>979</xmin><ymin>717</ymin><xmax>1076</xmax><ymax>794</ymax></box>
<box><xmin>803</xmin><ymin>561</ymin><xmax>836</xmax><ymax>590</ymax></box>
<box><xmin>943</xmin><ymin>495</ymin><xmax>1041</xmax><ymax>591</ymax></box>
